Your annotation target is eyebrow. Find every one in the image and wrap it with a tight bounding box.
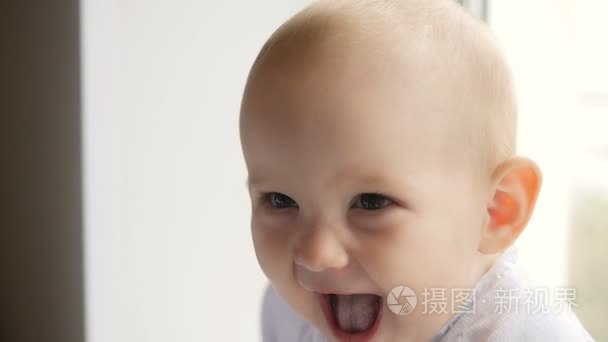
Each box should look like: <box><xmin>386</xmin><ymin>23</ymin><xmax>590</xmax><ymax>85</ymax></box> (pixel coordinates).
<box><xmin>245</xmin><ymin>175</ymin><xmax>268</xmax><ymax>189</ymax></box>
<box><xmin>347</xmin><ymin>174</ymin><xmax>392</xmax><ymax>187</ymax></box>
<box><xmin>341</xmin><ymin>173</ymin><xmax>412</xmax><ymax>194</ymax></box>
<box><xmin>245</xmin><ymin>171</ymin><xmax>411</xmax><ymax>193</ymax></box>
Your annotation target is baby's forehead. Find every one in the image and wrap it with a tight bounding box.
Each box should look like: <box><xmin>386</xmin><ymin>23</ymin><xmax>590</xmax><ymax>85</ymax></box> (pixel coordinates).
<box><xmin>244</xmin><ymin>59</ymin><xmax>485</xmax><ymax>180</ymax></box>
<box><xmin>244</xmin><ymin>88</ymin><xmax>476</xmax><ymax>183</ymax></box>
<box><xmin>244</xmin><ymin>40</ymin><xmax>480</xmax><ymax>150</ymax></box>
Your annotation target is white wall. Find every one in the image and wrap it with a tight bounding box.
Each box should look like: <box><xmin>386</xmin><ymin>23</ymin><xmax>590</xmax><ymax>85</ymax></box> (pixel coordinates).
<box><xmin>82</xmin><ymin>1</ymin><xmax>310</xmax><ymax>341</ymax></box>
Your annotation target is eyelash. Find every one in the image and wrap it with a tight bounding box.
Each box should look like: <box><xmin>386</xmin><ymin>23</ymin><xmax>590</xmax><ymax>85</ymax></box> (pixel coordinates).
<box><xmin>259</xmin><ymin>192</ymin><xmax>395</xmax><ymax>211</ymax></box>
<box><xmin>260</xmin><ymin>192</ymin><xmax>299</xmax><ymax>209</ymax></box>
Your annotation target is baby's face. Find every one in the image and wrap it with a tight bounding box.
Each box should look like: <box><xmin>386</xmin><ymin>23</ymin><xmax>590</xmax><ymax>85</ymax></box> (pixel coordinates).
<box><xmin>241</xmin><ymin>46</ymin><xmax>492</xmax><ymax>341</ymax></box>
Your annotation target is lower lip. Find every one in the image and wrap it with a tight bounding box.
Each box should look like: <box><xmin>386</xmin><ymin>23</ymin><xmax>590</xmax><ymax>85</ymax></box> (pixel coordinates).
<box><xmin>317</xmin><ymin>293</ymin><xmax>383</xmax><ymax>342</ymax></box>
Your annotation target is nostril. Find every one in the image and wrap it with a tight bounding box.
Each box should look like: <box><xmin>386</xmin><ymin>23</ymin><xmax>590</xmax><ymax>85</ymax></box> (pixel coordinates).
<box><xmin>293</xmin><ymin>241</ymin><xmax>350</xmax><ymax>273</ymax></box>
<box><xmin>294</xmin><ymin>250</ymin><xmax>349</xmax><ymax>272</ymax></box>
<box><xmin>294</xmin><ymin>253</ymin><xmax>326</xmax><ymax>272</ymax></box>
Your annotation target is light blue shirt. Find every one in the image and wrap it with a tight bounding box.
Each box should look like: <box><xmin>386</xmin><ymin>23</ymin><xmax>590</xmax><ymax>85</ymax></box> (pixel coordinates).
<box><xmin>431</xmin><ymin>247</ymin><xmax>594</xmax><ymax>341</ymax></box>
<box><xmin>261</xmin><ymin>247</ymin><xmax>594</xmax><ymax>341</ymax></box>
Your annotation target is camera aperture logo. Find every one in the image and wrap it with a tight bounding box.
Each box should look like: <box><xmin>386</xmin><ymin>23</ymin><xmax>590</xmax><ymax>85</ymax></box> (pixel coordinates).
<box><xmin>387</xmin><ymin>285</ymin><xmax>417</xmax><ymax>315</ymax></box>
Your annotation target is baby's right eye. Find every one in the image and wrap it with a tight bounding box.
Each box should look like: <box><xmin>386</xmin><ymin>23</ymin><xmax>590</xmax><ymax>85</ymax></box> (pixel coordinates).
<box><xmin>263</xmin><ymin>192</ymin><xmax>298</xmax><ymax>209</ymax></box>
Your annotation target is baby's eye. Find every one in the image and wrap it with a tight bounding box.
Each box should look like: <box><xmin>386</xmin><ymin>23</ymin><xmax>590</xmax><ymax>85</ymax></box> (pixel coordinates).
<box><xmin>353</xmin><ymin>193</ymin><xmax>394</xmax><ymax>210</ymax></box>
<box><xmin>264</xmin><ymin>192</ymin><xmax>298</xmax><ymax>209</ymax></box>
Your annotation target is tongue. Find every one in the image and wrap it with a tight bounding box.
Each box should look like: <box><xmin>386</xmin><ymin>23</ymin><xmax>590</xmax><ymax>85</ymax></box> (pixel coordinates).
<box><xmin>332</xmin><ymin>294</ymin><xmax>380</xmax><ymax>333</ymax></box>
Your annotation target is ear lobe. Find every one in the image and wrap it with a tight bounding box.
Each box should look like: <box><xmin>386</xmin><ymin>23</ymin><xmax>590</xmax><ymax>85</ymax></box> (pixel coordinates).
<box><xmin>478</xmin><ymin>157</ymin><xmax>542</xmax><ymax>254</ymax></box>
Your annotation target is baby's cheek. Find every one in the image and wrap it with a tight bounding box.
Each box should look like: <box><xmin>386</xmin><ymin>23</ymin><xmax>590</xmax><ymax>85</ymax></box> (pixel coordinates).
<box><xmin>251</xmin><ymin>220</ymin><xmax>291</xmax><ymax>279</ymax></box>
<box><xmin>355</xmin><ymin>215</ymin><xmax>449</xmax><ymax>291</ymax></box>
<box><xmin>354</xmin><ymin>220</ymin><xmax>415</xmax><ymax>276</ymax></box>
<box><xmin>350</xmin><ymin>208</ymin><xmax>410</xmax><ymax>237</ymax></box>
<box><xmin>251</xmin><ymin>220</ymin><xmax>320</xmax><ymax>325</ymax></box>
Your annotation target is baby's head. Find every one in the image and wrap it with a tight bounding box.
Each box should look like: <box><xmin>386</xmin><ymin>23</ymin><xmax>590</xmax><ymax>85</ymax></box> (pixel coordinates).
<box><xmin>239</xmin><ymin>0</ymin><xmax>541</xmax><ymax>340</ymax></box>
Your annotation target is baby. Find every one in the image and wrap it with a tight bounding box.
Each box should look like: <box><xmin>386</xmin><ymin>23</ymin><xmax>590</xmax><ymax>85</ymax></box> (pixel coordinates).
<box><xmin>239</xmin><ymin>0</ymin><xmax>593</xmax><ymax>341</ymax></box>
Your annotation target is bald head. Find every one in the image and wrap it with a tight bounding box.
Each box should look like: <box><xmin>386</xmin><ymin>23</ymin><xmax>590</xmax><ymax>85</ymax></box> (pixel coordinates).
<box><xmin>241</xmin><ymin>0</ymin><xmax>517</xmax><ymax>179</ymax></box>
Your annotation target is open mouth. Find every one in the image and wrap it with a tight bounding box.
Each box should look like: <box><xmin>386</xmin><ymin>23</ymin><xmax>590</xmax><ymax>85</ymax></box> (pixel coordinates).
<box><xmin>318</xmin><ymin>292</ymin><xmax>383</xmax><ymax>342</ymax></box>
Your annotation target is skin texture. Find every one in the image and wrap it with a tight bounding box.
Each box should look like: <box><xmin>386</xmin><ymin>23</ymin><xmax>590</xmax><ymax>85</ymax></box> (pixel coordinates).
<box><xmin>239</xmin><ymin>0</ymin><xmax>542</xmax><ymax>340</ymax></box>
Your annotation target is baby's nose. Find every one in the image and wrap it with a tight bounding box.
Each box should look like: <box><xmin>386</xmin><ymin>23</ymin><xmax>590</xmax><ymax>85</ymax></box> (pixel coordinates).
<box><xmin>293</xmin><ymin>224</ymin><xmax>349</xmax><ymax>272</ymax></box>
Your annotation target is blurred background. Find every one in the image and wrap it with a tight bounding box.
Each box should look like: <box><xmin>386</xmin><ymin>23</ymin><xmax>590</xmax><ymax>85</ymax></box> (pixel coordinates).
<box><xmin>1</xmin><ymin>1</ymin><xmax>606</xmax><ymax>341</ymax></box>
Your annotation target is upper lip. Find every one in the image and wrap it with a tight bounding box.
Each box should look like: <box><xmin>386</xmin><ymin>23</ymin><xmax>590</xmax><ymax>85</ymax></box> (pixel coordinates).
<box><xmin>295</xmin><ymin>266</ymin><xmax>383</xmax><ymax>296</ymax></box>
<box><xmin>311</xmin><ymin>289</ymin><xmax>383</xmax><ymax>296</ymax></box>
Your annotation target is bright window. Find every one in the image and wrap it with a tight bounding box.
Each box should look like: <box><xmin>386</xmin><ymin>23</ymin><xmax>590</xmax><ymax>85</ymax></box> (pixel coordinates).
<box><xmin>488</xmin><ymin>1</ymin><xmax>608</xmax><ymax>339</ymax></box>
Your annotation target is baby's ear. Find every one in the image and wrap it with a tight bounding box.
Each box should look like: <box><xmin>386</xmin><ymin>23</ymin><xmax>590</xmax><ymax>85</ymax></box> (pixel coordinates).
<box><xmin>478</xmin><ymin>157</ymin><xmax>542</xmax><ymax>254</ymax></box>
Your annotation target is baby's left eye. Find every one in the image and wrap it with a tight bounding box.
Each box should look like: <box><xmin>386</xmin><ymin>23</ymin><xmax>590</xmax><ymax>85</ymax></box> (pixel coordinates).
<box><xmin>352</xmin><ymin>193</ymin><xmax>394</xmax><ymax>210</ymax></box>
